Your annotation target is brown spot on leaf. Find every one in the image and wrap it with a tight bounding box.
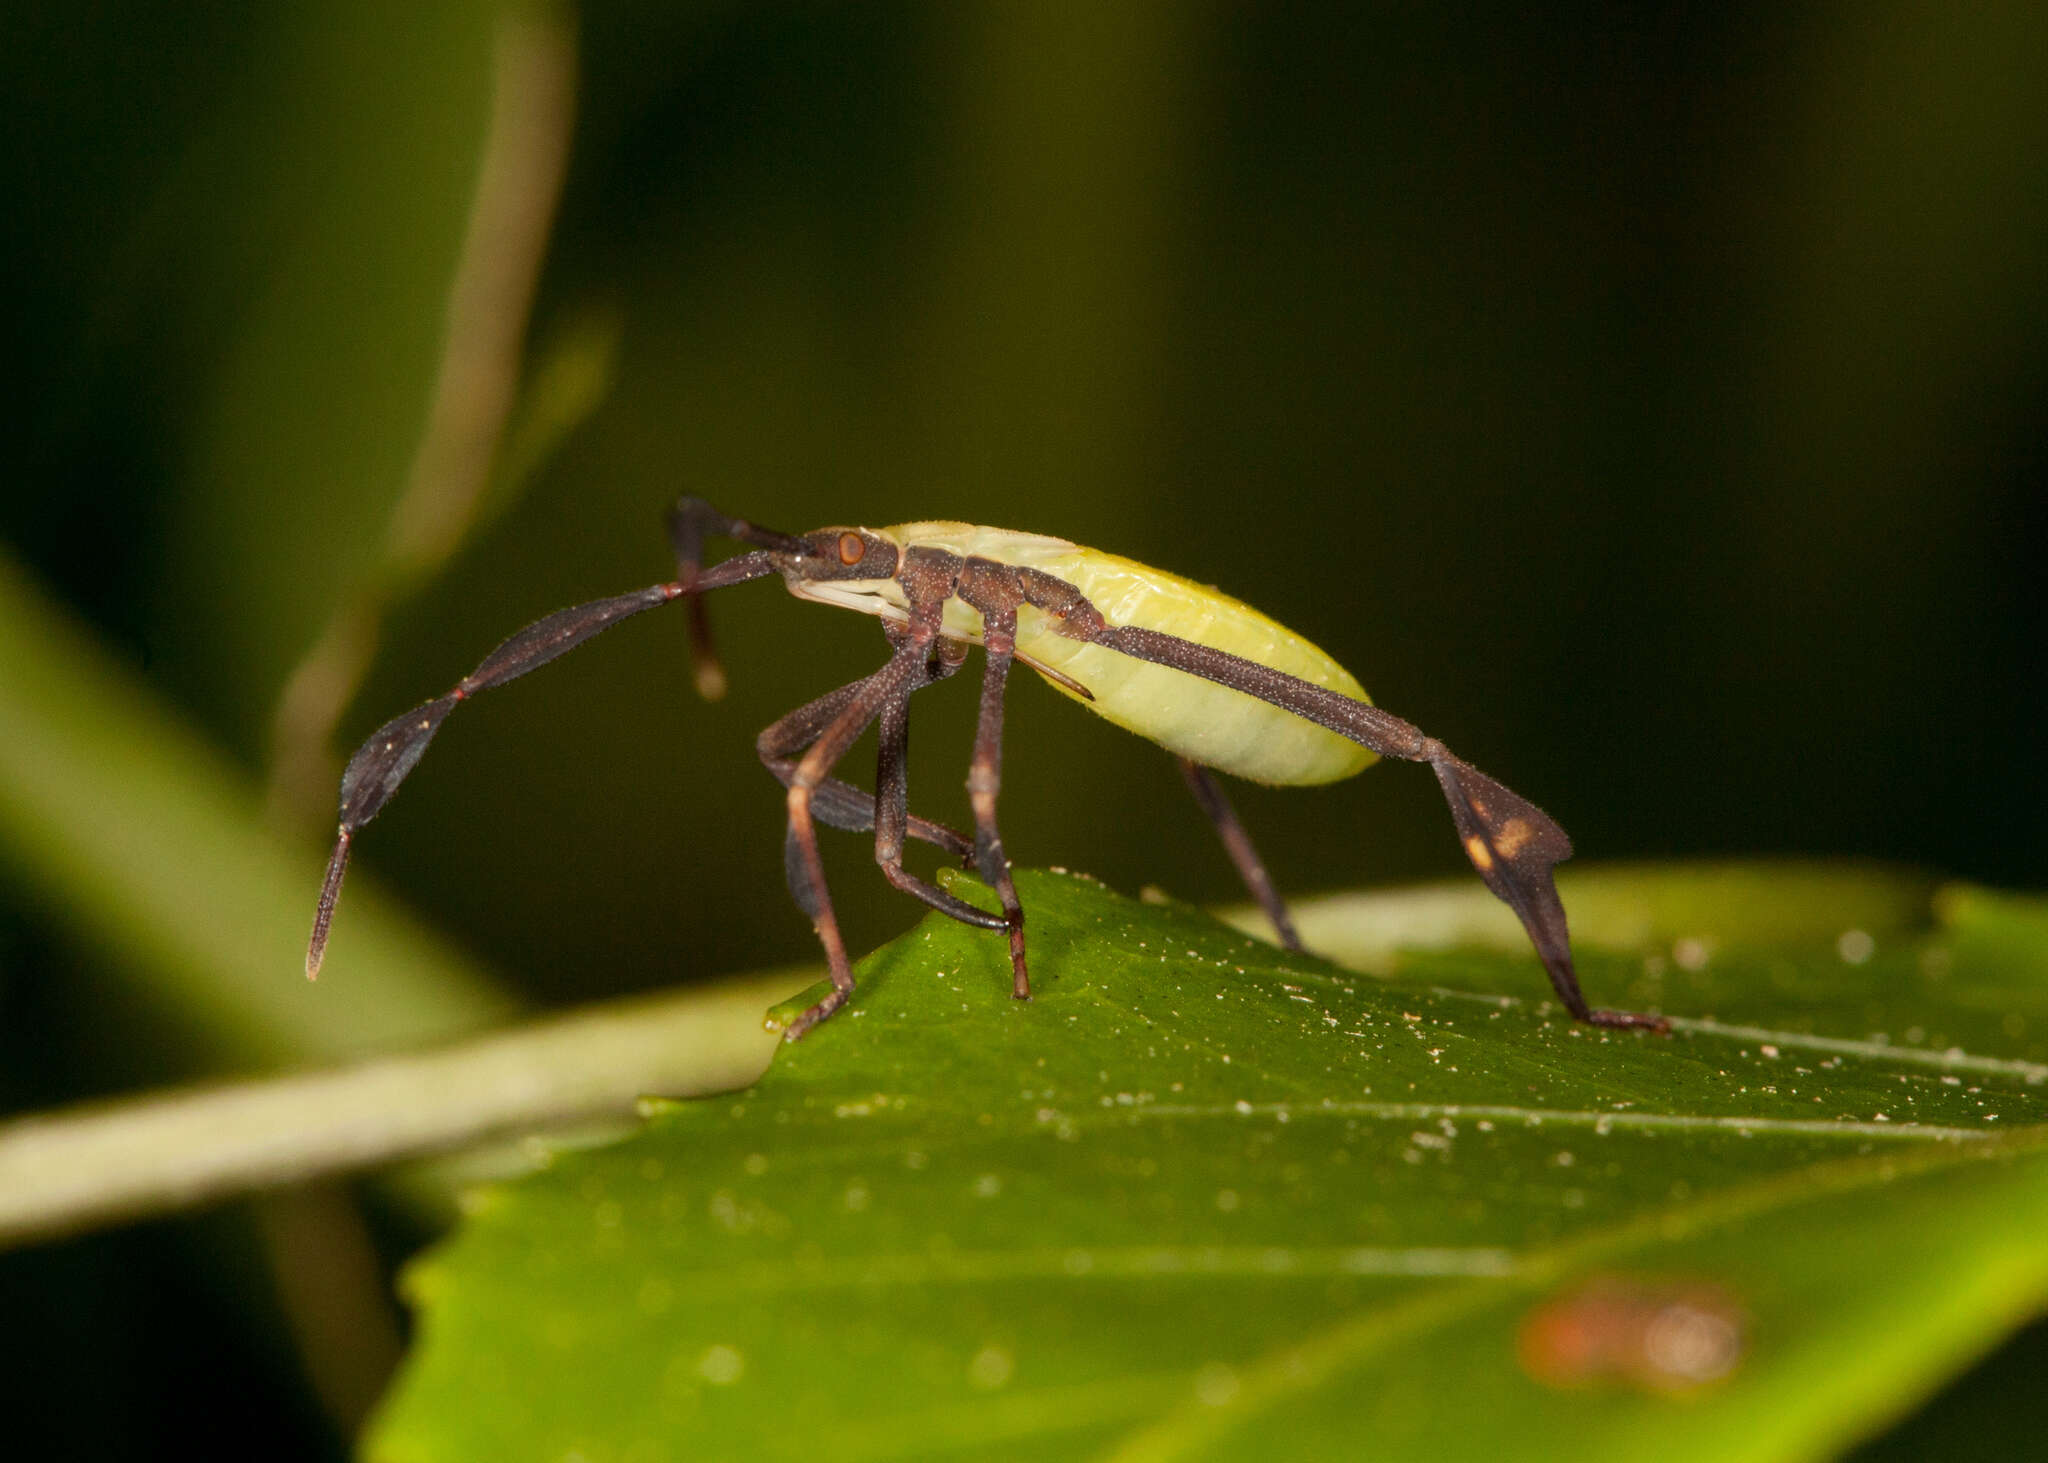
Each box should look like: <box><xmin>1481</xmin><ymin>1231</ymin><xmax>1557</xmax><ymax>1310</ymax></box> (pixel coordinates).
<box><xmin>1519</xmin><ymin>1277</ymin><xmax>1747</xmax><ymax>1394</ymax></box>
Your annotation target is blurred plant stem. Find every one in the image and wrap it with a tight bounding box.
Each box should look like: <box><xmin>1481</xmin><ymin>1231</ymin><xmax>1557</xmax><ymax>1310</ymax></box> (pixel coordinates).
<box><xmin>0</xmin><ymin>841</ymin><xmax>1956</xmax><ymax>1251</ymax></box>
<box><xmin>254</xmin><ymin>1184</ymin><xmax>406</xmax><ymax>1432</ymax></box>
<box><xmin>266</xmin><ymin>9</ymin><xmax>614</xmax><ymax>834</ymax></box>
<box><xmin>0</xmin><ymin>974</ymin><xmax>796</xmax><ymax>1248</ymax></box>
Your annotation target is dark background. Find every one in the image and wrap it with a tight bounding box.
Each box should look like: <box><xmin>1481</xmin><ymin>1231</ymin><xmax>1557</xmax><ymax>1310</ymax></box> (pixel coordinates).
<box><xmin>2</xmin><ymin>2</ymin><xmax>2043</xmax><ymax>1455</ymax></box>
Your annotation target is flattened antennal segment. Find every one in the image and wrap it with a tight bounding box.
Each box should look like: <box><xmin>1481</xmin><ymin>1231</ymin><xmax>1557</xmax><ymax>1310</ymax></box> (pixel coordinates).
<box><xmin>1430</xmin><ymin>752</ymin><xmax>1668</xmax><ymax>1033</ymax></box>
<box><xmin>1429</xmin><ymin>754</ymin><xmax>1577</xmax><ymax>995</ymax></box>
<box><xmin>307</xmin><ymin>830</ymin><xmax>351</xmax><ymax>979</ymax></box>
<box><xmin>304</xmin><ymin>582</ymin><xmax>693</xmax><ymax>981</ymax></box>
<box><xmin>337</xmin><ymin>696</ymin><xmax>461</xmax><ymax>829</ymax></box>
<box><xmin>462</xmin><ymin>584</ymin><xmax>683</xmax><ymax>692</ymax></box>
<box><xmin>305</xmin><ymin>693</ymin><xmax>459</xmax><ymax>979</ymax></box>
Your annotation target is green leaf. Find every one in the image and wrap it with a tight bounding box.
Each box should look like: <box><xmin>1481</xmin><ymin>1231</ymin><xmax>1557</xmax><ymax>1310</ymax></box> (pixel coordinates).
<box><xmin>368</xmin><ymin>867</ymin><xmax>2048</xmax><ymax>1462</ymax></box>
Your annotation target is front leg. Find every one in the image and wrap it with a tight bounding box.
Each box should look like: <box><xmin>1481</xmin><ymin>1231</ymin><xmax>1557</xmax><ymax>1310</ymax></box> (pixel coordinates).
<box><xmin>773</xmin><ymin>597</ymin><xmax>952</xmax><ymax>1039</ymax></box>
<box><xmin>869</xmin><ymin>643</ymin><xmax>1011</xmax><ymax>932</ymax></box>
<box><xmin>757</xmin><ymin>671</ymin><xmax>975</xmax><ymax>860</ymax></box>
<box><xmin>773</xmin><ymin>646</ymin><xmax>926</xmax><ymax>1040</ymax></box>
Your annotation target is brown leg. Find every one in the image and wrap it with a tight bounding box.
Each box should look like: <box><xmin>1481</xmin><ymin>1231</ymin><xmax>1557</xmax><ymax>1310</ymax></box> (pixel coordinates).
<box><xmin>966</xmin><ymin>606</ymin><xmax>1030</xmax><ymax>999</ymax></box>
<box><xmin>757</xmin><ymin>674</ymin><xmax>974</xmax><ymax>860</ymax></box>
<box><xmin>775</xmin><ymin>645</ymin><xmax>928</xmax><ymax>1040</ymax></box>
<box><xmin>1178</xmin><ymin>757</ymin><xmax>1303</xmax><ymax>951</ymax></box>
<box><xmin>871</xmin><ymin>664</ymin><xmax>1009</xmax><ymax>930</ymax></box>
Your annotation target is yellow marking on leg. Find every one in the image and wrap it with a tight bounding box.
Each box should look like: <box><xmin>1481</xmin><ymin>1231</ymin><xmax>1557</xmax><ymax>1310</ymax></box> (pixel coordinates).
<box><xmin>1465</xmin><ymin>835</ymin><xmax>1495</xmax><ymax>872</ymax></box>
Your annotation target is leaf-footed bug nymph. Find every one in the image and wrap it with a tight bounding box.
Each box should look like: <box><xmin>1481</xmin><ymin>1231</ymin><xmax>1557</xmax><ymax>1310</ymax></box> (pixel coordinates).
<box><xmin>308</xmin><ymin>498</ymin><xmax>1669</xmax><ymax>1041</ymax></box>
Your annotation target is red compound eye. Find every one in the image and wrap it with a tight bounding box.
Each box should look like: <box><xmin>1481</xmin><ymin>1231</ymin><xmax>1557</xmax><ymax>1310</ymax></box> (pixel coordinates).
<box><xmin>837</xmin><ymin>533</ymin><xmax>865</xmax><ymax>565</ymax></box>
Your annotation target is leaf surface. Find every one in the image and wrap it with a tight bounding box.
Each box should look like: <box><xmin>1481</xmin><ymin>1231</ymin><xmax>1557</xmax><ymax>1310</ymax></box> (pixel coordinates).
<box><xmin>369</xmin><ymin>867</ymin><xmax>2048</xmax><ymax>1462</ymax></box>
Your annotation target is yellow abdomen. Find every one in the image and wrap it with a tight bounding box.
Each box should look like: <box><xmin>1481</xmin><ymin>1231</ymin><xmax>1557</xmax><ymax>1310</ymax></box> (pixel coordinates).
<box><xmin>888</xmin><ymin>523</ymin><xmax>1376</xmax><ymax>786</ymax></box>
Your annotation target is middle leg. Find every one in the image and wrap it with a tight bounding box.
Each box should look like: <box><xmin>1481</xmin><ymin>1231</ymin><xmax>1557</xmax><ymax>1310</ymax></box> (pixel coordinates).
<box><xmin>757</xmin><ymin>671</ymin><xmax>974</xmax><ymax>859</ymax></box>
<box><xmin>1178</xmin><ymin>757</ymin><xmax>1304</xmax><ymax>951</ymax></box>
<box><xmin>965</xmin><ymin>603</ymin><xmax>1030</xmax><ymax>999</ymax></box>
<box><xmin>871</xmin><ymin>638</ymin><xmax>1009</xmax><ymax>931</ymax></box>
<box><xmin>775</xmin><ymin>643</ymin><xmax>929</xmax><ymax>1039</ymax></box>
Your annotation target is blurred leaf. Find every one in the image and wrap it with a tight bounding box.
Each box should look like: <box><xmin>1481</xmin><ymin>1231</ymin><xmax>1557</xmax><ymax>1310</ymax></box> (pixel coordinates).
<box><xmin>1236</xmin><ymin>859</ymin><xmax>1939</xmax><ymax>971</ymax></box>
<box><xmin>368</xmin><ymin>866</ymin><xmax>2048</xmax><ymax>1460</ymax></box>
<box><xmin>161</xmin><ymin>0</ymin><xmax>505</xmax><ymax>745</ymax></box>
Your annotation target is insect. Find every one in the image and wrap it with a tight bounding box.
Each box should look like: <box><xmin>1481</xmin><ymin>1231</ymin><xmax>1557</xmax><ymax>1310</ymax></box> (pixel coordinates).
<box><xmin>308</xmin><ymin>498</ymin><xmax>1668</xmax><ymax>1040</ymax></box>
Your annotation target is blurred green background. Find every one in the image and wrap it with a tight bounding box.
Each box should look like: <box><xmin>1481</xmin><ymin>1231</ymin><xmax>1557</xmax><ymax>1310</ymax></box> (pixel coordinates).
<box><xmin>2</xmin><ymin>1</ymin><xmax>2043</xmax><ymax>1456</ymax></box>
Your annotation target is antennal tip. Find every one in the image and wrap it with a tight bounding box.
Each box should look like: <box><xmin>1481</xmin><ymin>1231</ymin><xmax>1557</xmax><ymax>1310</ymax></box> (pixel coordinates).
<box><xmin>694</xmin><ymin>660</ymin><xmax>728</xmax><ymax>701</ymax></box>
<box><xmin>308</xmin><ymin>829</ymin><xmax>352</xmax><ymax>983</ymax></box>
